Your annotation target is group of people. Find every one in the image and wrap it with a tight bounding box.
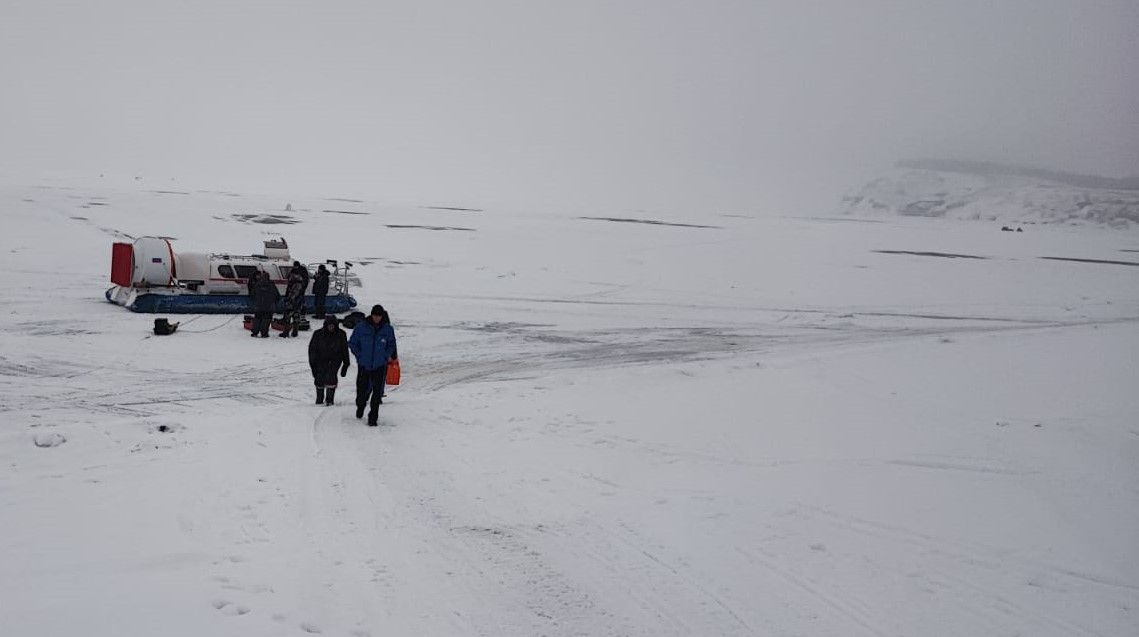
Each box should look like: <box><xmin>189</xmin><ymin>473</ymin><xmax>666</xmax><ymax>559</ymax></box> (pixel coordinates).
<box><xmin>244</xmin><ymin>263</ymin><xmax>397</xmax><ymax>426</ymax></box>
<box><xmin>247</xmin><ymin>262</ymin><xmax>332</xmax><ymax>338</ymax></box>
<box><xmin>307</xmin><ymin>304</ymin><xmax>398</xmax><ymax>427</ymax></box>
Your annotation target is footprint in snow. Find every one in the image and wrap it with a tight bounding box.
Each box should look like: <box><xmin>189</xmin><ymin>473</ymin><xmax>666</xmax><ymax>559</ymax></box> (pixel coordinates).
<box><xmin>211</xmin><ymin>600</ymin><xmax>250</xmax><ymax>616</ymax></box>
<box><xmin>300</xmin><ymin>621</ymin><xmax>323</xmax><ymax>633</ymax></box>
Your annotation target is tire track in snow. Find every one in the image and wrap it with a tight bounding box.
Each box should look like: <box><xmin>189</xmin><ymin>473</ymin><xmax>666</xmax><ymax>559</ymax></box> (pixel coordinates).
<box><xmin>734</xmin><ymin>545</ymin><xmax>891</xmax><ymax>637</ymax></box>
<box><xmin>790</xmin><ymin>505</ymin><xmax>1123</xmax><ymax>636</ymax></box>
<box><xmin>404</xmin><ymin>315</ymin><xmax>1138</xmax><ymax>394</ymax></box>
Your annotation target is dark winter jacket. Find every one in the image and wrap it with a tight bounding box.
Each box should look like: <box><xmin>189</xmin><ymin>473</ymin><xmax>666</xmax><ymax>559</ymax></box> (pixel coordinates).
<box><xmin>349</xmin><ymin>318</ymin><xmax>397</xmax><ymax>370</ymax></box>
<box><xmin>284</xmin><ymin>270</ymin><xmax>307</xmax><ymax>311</ymax></box>
<box><xmin>312</xmin><ymin>268</ymin><xmax>330</xmax><ymax>296</ymax></box>
<box><xmin>290</xmin><ymin>263</ymin><xmax>310</xmax><ymax>289</ymax></box>
<box><xmin>309</xmin><ymin>322</ymin><xmax>350</xmax><ymax>371</ymax></box>
<box><xmin>251</xmin><ymin>277</ymin><xmax>280</xmax><ymax>312</ymax></box>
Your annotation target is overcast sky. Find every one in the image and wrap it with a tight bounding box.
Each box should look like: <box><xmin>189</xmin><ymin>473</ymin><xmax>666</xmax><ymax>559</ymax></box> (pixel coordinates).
<box><xmin>2</xmin><ymin>0</ymin><xmax>1136</xmax><ymax>213</ymax></box>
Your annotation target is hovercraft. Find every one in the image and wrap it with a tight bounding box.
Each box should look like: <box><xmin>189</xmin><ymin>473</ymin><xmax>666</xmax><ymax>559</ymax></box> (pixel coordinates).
<box><xmin>105</xmin><ymin>236</ymin><xmax>357</xmax><ymax>314</ymax></box>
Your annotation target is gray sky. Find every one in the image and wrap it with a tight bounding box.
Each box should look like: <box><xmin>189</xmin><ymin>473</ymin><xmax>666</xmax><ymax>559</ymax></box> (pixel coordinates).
<box><xmin>2</xmin><ymin>0</ymin><xmax>1136</xmax><ymax>213</ymax></box>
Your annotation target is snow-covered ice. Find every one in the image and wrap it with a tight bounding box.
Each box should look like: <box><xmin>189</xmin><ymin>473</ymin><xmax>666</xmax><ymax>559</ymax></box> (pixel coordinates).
<box><xmin>1</xmin><ymin>179</ymin><xmax>1137</xmax><ymax>636</ymax></box>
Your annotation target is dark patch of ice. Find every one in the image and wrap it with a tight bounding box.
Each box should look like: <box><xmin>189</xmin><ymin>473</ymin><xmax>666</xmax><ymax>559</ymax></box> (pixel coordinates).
<box><xmin>1039</xmin><ymin>256</ymin><xmax>1139</xmax><ymax>267</ymax></box>
<box><xmin>578</xmin><ymin>216</ymin><xmax>722</xmax><ymax>229</ymax></box>
<box><xmin>232</xmin><ymin>213</ymin><xmax>300</xmax><ymax>225</ymax></box>
<box><xmin>385</xmin><ymin>224</ymin><xmax>475</xmax><ymax>231</ymax></box>
<box><xmin>421</xmin><ymin>205</ymin><xmax>483</xmax><ymax>212</ymax></box>
<box><xmin>873</xmin><ymin>250</ymin><xmax>987</xmax><ymax>259</ymax></box>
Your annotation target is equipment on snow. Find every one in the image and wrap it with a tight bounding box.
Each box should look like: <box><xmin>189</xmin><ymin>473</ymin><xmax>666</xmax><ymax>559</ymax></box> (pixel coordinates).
<box><xmin>153</xmin><ymin>318</ymin><xmax>180</xmax><ymax>335</ymax></box>
<box><xmin>243</xmin><ymin>315</ymin><xmax>311</xmax><ymax>333</ymax></box>
<box><xmin>341</xmin><ymin>311</ymin><xmax>366</xmax><ymax>329</ymax></box>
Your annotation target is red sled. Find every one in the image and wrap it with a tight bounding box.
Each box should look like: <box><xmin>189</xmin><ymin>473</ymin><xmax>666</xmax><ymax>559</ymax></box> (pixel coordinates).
<box><xmin>386</xmin><ymin>359</ymin><xmax>401</xmax><ymax>386</ymax></box>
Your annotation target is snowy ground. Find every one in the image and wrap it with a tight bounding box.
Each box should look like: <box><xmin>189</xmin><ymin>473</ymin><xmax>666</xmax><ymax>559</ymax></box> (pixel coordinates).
<box><xmin>1</xmin><ymin>179</ymin><xmax>1137</xmax><ymax>636</ymax></box>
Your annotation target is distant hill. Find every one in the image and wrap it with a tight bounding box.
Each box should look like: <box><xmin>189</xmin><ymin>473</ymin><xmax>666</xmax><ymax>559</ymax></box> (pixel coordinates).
<box><xmin>840</xmin><ymin>160</ymin><xmax>1139</xmax><ymax>228</ymax></box>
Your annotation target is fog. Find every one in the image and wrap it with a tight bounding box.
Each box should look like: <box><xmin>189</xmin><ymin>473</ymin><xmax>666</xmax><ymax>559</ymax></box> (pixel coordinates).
<box><xmin>2</xmin><ymin>0</ymin><xmax>1136</xmax><ymax>214</ymax></box>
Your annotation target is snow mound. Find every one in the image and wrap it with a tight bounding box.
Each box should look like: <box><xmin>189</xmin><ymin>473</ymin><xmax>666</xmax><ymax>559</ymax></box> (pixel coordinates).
<box><xmin>840</xmin><ymin>160</ymin><xmax>1139</xmax><ymax>228</ymax></box>
<box><xmin>33</xmin><ymin>432</ymin><xmax>67</xmax><ymax>448</ymax></box>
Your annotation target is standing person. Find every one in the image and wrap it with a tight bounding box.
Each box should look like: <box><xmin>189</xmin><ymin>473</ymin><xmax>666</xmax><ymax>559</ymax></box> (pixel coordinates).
<box><xmin>312</xmin><ymin>264</ymin><xmax>331</xmax><ymax>319</ymax></box>
<box><xmin>246</xmin><ymin>270</ymin><xmax>258</xmax><ymax>327</ymax></box>
<box><xmin>280</xmin><ymin>263</ymin><xmax>308</xmax><ymax>338</ymax></box>
<box><xmin>246</xmin><ymin>270</ymin><xmax>259</xmax><ymax>296</ymax></box>
<box><xmin>348</xmin><ymin>304</ymin><xmax>398</xmax><ymax>426</ymax></box>
<box><xmin>308</xmin><ymin>316</ymin><xmax>350</xmax><ymax>405</ymax></box>
<box><xmin>291</xmin><ymin>260</ymin><xmax>310</xmax><ymax>290</ymax></box>
<box><xmin>250</xmin><ymin>271</ymin><xmax>279</xmax><ymax>337</ymax></box>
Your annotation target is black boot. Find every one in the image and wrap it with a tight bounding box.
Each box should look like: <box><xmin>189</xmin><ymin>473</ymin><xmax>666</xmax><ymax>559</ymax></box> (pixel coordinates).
<box><xmin>315</xmin><ymin>387</ymin><xmax>325</xmax><ymax>404</ymax></box>
<box><xmin>355</xmin><ymin>404</ymin><xmax>365</xmax><ymax>419</ymax></box>
<box><xmin>367</xmin><ymin>409</ymin><xmax>378</xmax><ymax>426</ymax></box>
<box><xmin>325</xmin><ymin>388</ymin><xmax>335</xmax><ymax>406</ymax></box>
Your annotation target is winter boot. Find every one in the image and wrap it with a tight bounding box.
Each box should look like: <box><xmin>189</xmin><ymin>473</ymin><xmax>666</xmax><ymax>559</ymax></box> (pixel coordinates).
<box><xmin>355</xmin><ymin>404</ymin><xmax>365</xmax><ymax>419</ymax></box>
<box><xmin>279</xmin><ymin>330</ymin><xmax>289</xmax><ymax>337</ymax></box>
<box><xmin>315</xmin><ymin>388</ymin><xmax>325</xmax><ymax>404</ymax></box>
<box><xmin>325</xmin><ymin>388</ymin><xmax>336</xmax><ymax>406</ymax></box>
<box><xmin>367</xmin><ymin>409</ymin><xmax>378</xmax><ymax>427</ymax></box>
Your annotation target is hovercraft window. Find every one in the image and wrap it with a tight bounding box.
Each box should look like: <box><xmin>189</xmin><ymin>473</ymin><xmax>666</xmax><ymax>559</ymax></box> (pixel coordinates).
<box><xmin>217</xmin><ymin>265</ymin><xmax>236</xmax><ymax>278</ymax></box>
<box><xmin>234</xmin><ymin>265</ymin><xmax>260</xmax><ymax>280</ymax></box>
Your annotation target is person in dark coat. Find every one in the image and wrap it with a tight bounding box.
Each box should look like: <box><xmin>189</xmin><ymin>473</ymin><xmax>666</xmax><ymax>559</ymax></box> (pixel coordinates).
<box><xmin>291</xmin><ymin>260</ymin><xmax>310</xmax><ymax>289</ymax></box>
<box><xmin>348</xmin><ymin>304</ymin><xmax>398</xmax><ymax>426</ymax></box>
<box><xmin>280</xmin><ymin>263</ymin><xmax>309</xmax><ymax>338</ymax></box>
<box><xmin>250</xmin><ymin>272</ymin><xmax>280</xmax><ymax>337</ymax></box>
<box><xmin>308</xmin><ymin>316</ymin><xmax>350</xmax><ymax>405</ymax></box>
<box><xmin>246</xmin><ymin>270</ymin><xmax>259</xmax><ymax>296</ymax></box>
<box><xmin>312</xmin><ymin>264</ymin><xmax>331</xmax><ymax>318</ymax></box>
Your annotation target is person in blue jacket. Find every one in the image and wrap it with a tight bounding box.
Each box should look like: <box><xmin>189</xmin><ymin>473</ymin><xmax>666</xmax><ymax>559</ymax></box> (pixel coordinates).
<box><xmin>348</xmin><ymin>304</ymin><xmax>398</xmax><ymax>426</ymax></box>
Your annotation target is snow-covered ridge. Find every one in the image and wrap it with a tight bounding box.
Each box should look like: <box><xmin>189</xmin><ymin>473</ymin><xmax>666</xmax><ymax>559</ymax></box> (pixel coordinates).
<box><xmin>840</xmin><ymin>160</ymin><xmax>1139</xmax><ymax>228</ymax></box>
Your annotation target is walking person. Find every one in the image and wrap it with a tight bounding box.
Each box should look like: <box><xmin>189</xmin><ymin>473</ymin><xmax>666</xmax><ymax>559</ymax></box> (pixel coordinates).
<box><xmin>308</xmin><ymin>316</ymin><xmax>350</xmax><ymax>405</ymax></box>
<box><xmin>348</xmin><ymin>304</ymin><xmax>398</xmax><ymax>426</ymax></box>
<box><xmin>250</xmin><ymin>271</ymin><xmax>279</xmax><ymax>337</ymax></box>
<box><xmin>312</xmin><ymin>264</ymin><xmax>331</xmax><ymax>318</ymax></box>
<box><xmin>280</xmin><ymin>262</ymin><xmax>308</xmax><ymax>337</ymax></box>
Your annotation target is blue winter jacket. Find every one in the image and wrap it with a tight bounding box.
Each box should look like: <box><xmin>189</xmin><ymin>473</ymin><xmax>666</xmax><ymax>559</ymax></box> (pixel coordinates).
<box><xmin>349</xmin><ymin>320</ymin><xmax>397</xmax><ymax>370</ymax></box>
